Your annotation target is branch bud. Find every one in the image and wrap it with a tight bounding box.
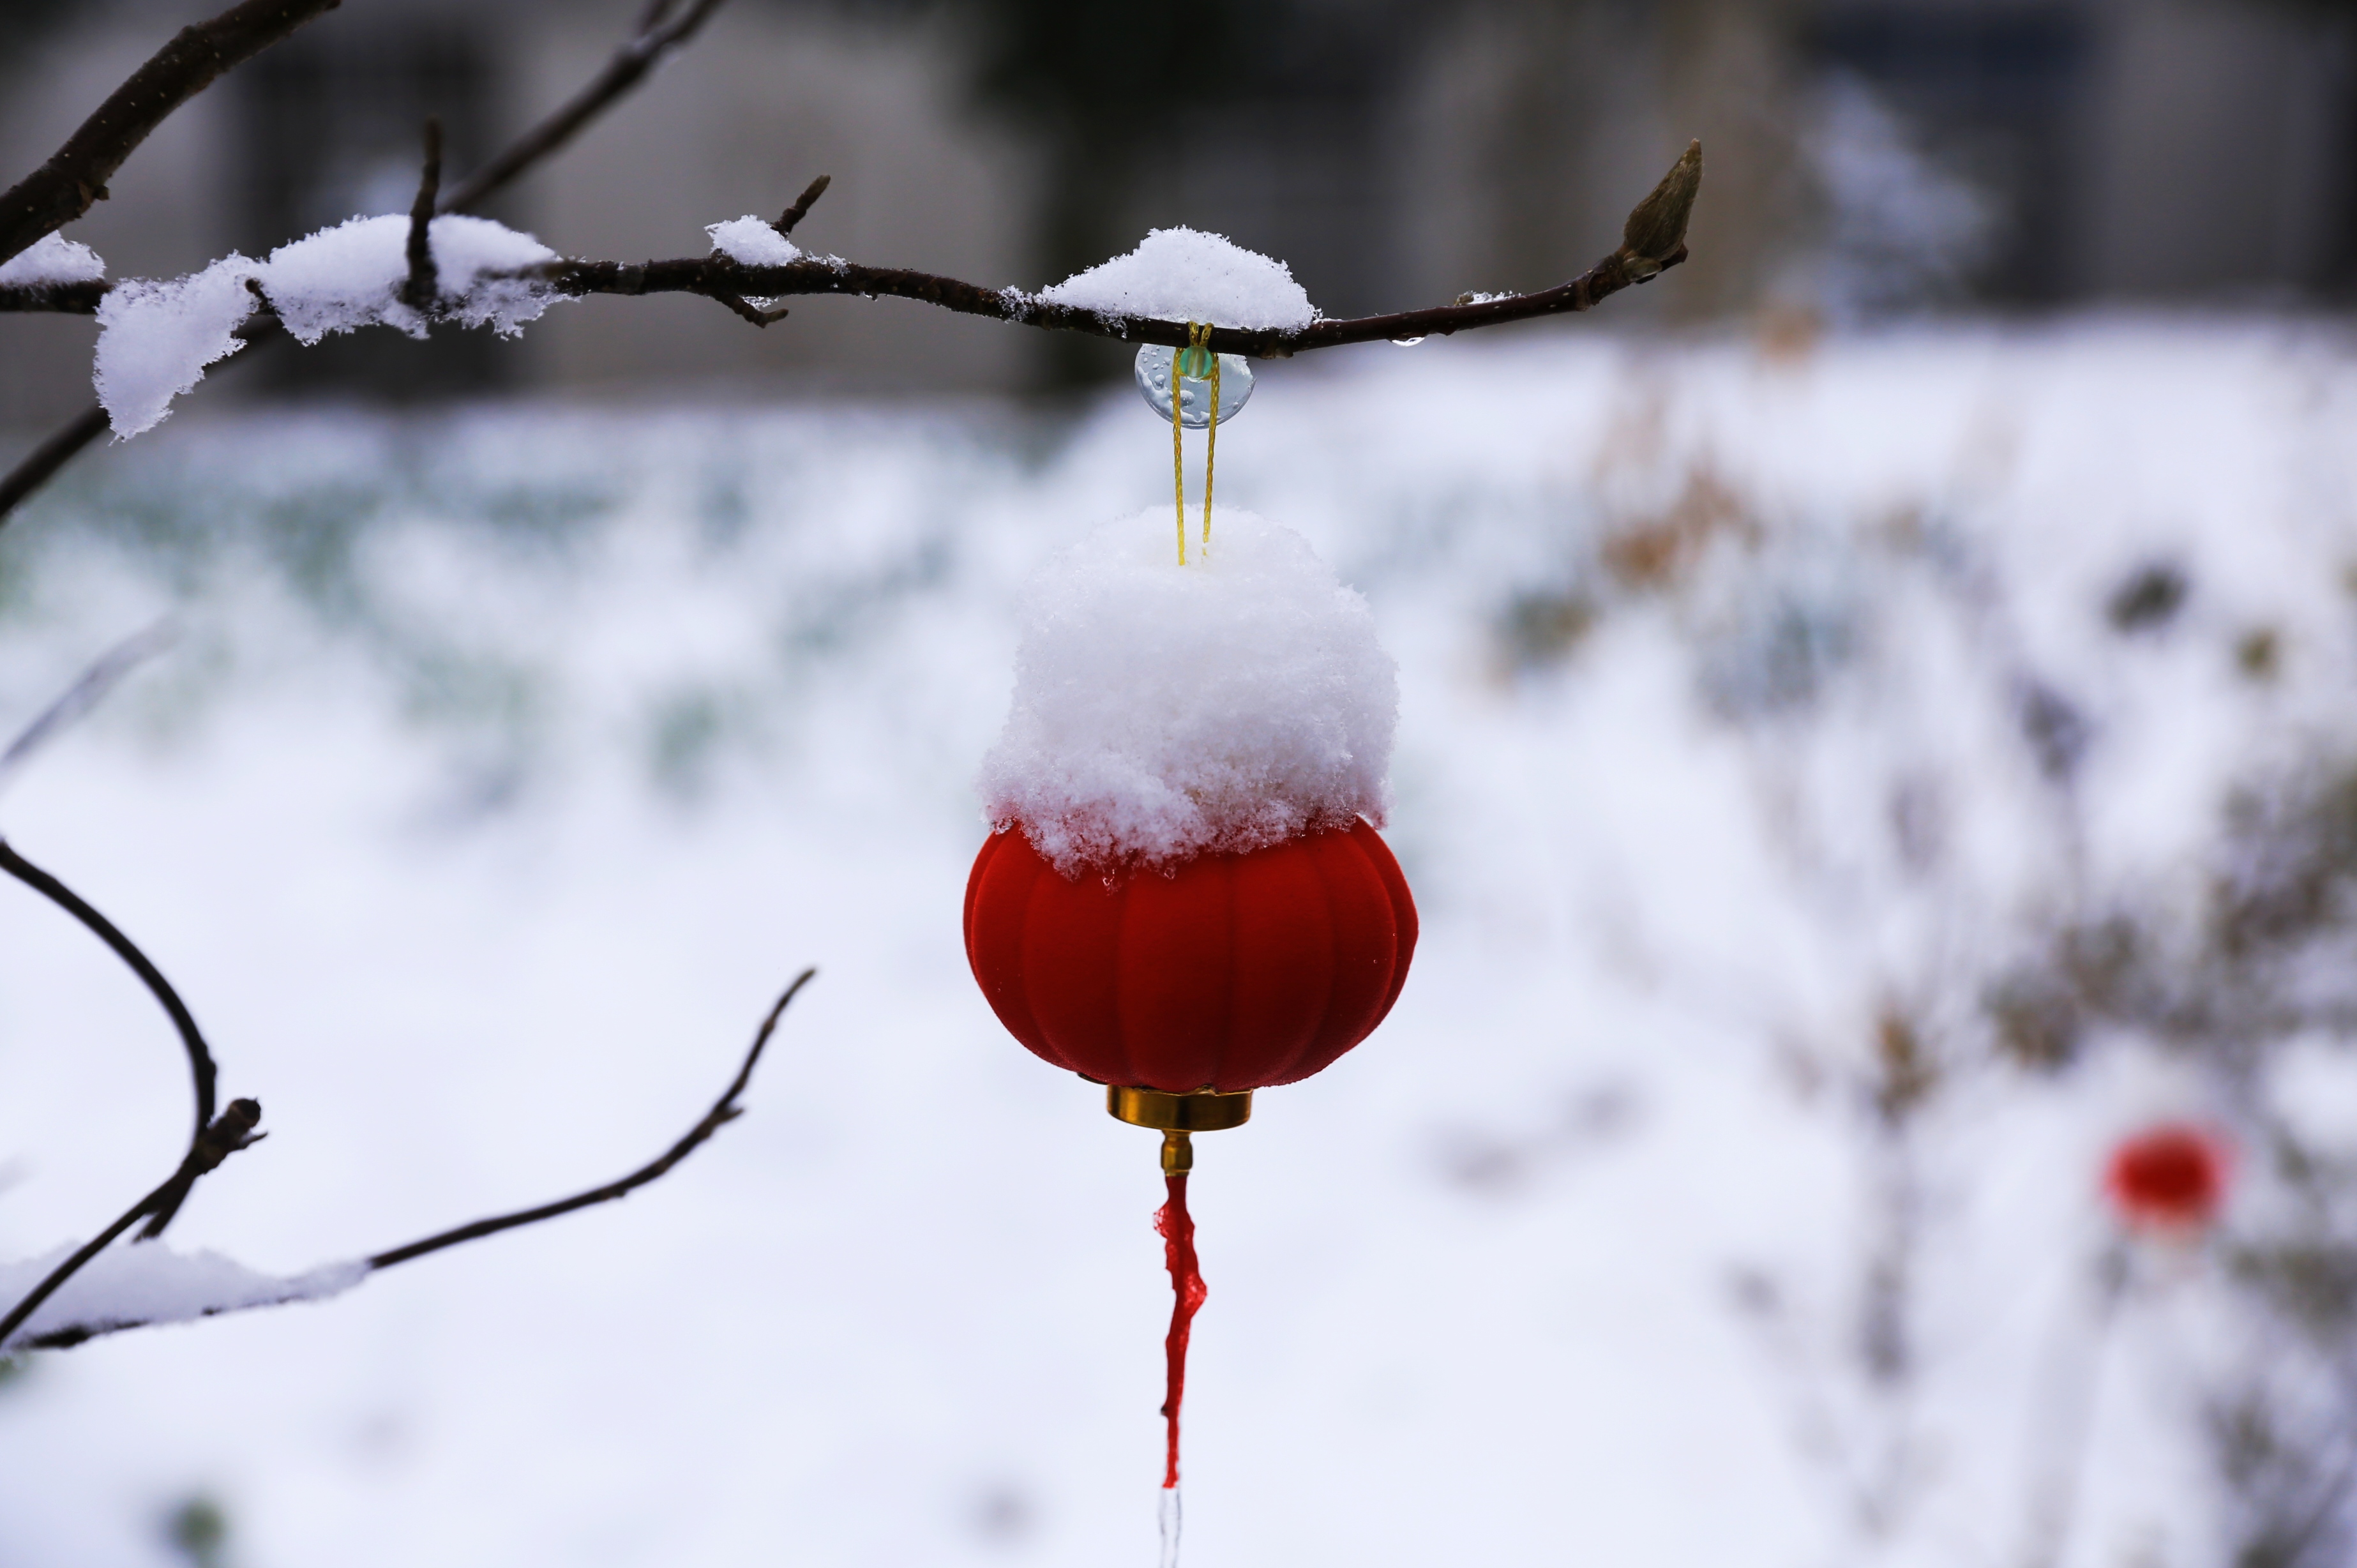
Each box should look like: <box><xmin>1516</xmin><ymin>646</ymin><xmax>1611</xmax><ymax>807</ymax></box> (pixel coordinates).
<box><xmin>1621</xmin><ymin>140</ymin><xmax>1703</xmax><ymax>273</ymax></box>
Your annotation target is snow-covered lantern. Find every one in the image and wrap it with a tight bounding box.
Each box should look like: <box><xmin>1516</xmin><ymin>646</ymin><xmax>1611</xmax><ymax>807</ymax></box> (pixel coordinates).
<box><xmin>964</xmin><ymin>499</ymin><xmax>1418</xmax><ymax>1159</ymax></box>
<box><xmin>961</xmin><ymin>230</ymin><xmax>1418</xmax><ymax>1541</ymax></box>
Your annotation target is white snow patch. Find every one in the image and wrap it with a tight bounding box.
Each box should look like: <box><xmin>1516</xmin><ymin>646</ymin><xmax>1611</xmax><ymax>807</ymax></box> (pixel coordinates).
<box><xmin>259</xmin><ymin>213</ymin><xmax>562</xmax><ymax>344</ymax></box>
<box><xmin>0</xmin><ymin>232</ymin><xmax>105</xmax><ymax>287</ymax></box>
<box><xmin>0</xmin><ymin>1242</ymin><xmax>366</xmax><ymax>1352</ymax></box>
<box><xmin>93</xmin><ymin>254</ymin><xmax>261</xmax><ymax>437</ymax></box>
<box><xmin>705</xmin><ymin>215</ymin><xmax>802</xmax><ymax>268</ymax></box>
<box><xmin>977</xmin><ymin>508</ymin><xmax>1394</xmax><ymax>874</ymax></box>
<box><xmin>1039</xmin><ymin>227</ymin><xmax>1316</xmax><ymax>331</ymax></box>
<box><xmin>92</xmin><ymin>216</ymin><xmax>566</xmax><ymax>436</ymax></box>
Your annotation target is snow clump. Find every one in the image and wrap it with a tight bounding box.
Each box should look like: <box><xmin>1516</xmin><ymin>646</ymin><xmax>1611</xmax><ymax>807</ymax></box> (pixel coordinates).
<box><xmin>93</xmin><ymin>215</ymin><xmax>565</xmax><ymax>436</ymax></box>
<box><xmin>0</xmin><ymin>232</ymin><xmax>105</xmax><ymax>287</ymax></box>
<box><xmin>0</xmin><ymin>1242</ymin><xmax>366</xmax><ymax>1352</ymax></box>
<box><xmin>706</xmin><ymin>215</ymin><xmax>802</xmax><ymax>268</ymax></box>
<box><xmin>260</xmin><ymin>213</ymin><xmax>562</xmax><ymax>343</ymax></box>
<box><xmin>1039</xmin><ymin>227</ymin><xmax>1316</xmax><ymax>331</ymax></box>
<box><xmin>94</xmin><ymin>253</ymin><xmax>266</xmax><ymax>437</ymax></box>
<box><xmin>977</xmin><ymin>509</ymin><xmax>1395</xmax><ymax>875</ymax></box>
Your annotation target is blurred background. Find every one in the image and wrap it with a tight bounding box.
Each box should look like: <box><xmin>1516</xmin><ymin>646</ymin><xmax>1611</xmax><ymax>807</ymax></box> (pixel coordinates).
<box><xmin>4</xmin><ymin>2</ymin><xmax>2357</xmax><ymax>1566</ymax></box>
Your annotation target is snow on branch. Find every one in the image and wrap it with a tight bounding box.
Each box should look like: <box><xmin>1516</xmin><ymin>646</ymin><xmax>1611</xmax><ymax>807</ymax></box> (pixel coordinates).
<box><xmin>0</xmin><ymin>1242</ymin><xmax>366</xmax><ymax>1354</ymax></box>
<box><xmin>0</xmin><ymin>233</ymin><xmax>105</xmax><ymax>291</ymax></box>
<box><xmin>9</xmin><ymin>145</ymin><xmax>1705</xmax><ymax>358</ymax></box>
<box><xmin>11</xmin><ymin>140</ymin><xmax>1703</xmax><ymax>440</ymax></box>
<box><xmin>0</xmin><ymin>963</ymin><xmax>815</xmax><ymax>1357</ymax></box>
<box><xmin>1039</xmin><ymin>227</ymin><xmax>1318</xmax><ymax>331</ymax></box>
<box><xmin>87</xmin><ymin>214</ymin><xmax>568</xmax><ymax>435</ymax></box>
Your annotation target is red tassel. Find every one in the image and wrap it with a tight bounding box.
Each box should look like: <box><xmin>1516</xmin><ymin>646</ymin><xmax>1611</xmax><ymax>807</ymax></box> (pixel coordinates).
<box><xmin>1154</xmin><ymin>1172</ymin><xmax>1208</xmax><ymax>1488</ymax></box>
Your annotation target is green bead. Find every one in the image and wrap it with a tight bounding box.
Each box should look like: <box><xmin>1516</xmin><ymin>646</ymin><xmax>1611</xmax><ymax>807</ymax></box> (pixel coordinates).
<box><xmin>1175</xmin><ymin>344</ymin><xmax>1217</xmax><ymax>381</ymax></box>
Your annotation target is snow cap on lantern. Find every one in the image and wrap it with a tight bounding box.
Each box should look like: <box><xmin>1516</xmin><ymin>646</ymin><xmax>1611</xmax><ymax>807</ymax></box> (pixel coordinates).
<box><xmin>977</xmin><ymin>507</ymin><xmax>1397</xmax><ymax>876</ymax></box>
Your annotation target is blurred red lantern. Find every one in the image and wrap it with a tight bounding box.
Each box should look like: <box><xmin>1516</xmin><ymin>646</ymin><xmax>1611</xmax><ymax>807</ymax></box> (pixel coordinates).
<box><xmin>2104</xmin><ymin>1122</ymin><xmax>2231</xmax><ymax>1233</ymax></box>
<box><xmin>963</xmin><ymin>817</ymin><xmax>1416</xmax><ymax>1103</ymax></box>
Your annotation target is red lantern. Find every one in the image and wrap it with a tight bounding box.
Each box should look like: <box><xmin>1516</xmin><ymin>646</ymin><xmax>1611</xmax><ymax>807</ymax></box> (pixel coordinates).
<box><xmin>963</xmin><ymin>817</ymin><xmax>1416</xmax><ymax>1099</ymax></box>
<box><xmin>2103</xmin><ymin>1122</ymin><xmax>2230</xmax><ymax>1233</ymax></box>
<box><xmin>965</xmin><ymin>364</ymin><xmax>1413</xmax><ymax>1545</ymax></box>
<box><xmin>963</xmin><ymin>814</ymin><xmax>1417</xmax><ymax>1502</ymax></box>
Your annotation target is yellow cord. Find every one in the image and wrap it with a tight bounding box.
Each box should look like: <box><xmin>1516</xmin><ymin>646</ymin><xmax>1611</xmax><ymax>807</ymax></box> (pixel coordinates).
<box><xmin>1171</xmin><ymin>323</ymin><xmax>1223</xmax><ymax>565</ymax></box>
<box><xmin>1202</xmin><ymin>327</ymin><xmax>1219</xmax><ymax>556</ymax></box>
<box><xmin>1171</xmin><ymin>336</ymin><xmax>1186</xmax><ymax>566</ymax></box>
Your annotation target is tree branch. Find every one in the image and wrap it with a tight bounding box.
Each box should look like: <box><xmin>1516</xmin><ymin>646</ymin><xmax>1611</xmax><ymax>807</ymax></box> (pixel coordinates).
<box><xmin>5</xmin><ymin>140</ymin><xmax>1705</xmax><ymax>357</ymax></box>
<box><xmin>0</xmin><ymin>1099</ymin><xmax>264</xmax><ymax>1351</ymax></box>
<box><xmin>0</xmin><ymin>622</ymin><xmax>177</xmax><ymax>794</ymax></box>
<box><xmin>0</xmin><ymin>405</ymin><xmax>109</xmax><ymax>516</ymax></box>
<box><xmin>0</xmin><ymin>840</ymin><xmax>218</xmax><ymax>1155</ymax></box>
<box><xmin>4</xmin><ymin>974</ymin><xmax>814</xmax><ymax>1353</ymax></box>
<box><xmin>368</xmin><ymin>968</ymin><xmax>815</xmax><ymax>1269</ymax></box>
<box><xmin>0</xmin><ymin>280</ymin><xmax>105</xmax><ymax>315</ymax></box>
<box><xmin>553</xmin><ymin>139</ymin><xmax>1701</xmax><ymax>356</ymax></box>
<box><xmin>773</xmin><ymin>173</ymin><xmax>831</xmax><ymax>237</ymax></box>
<box><xmin>709</xmin><ymin>291</ymin><xmax>791</xmax><ymax>328</ymax></box>
<box><xmin>0</xmin><ymin>0</ymin><xmax>344</xmax><ymax>268</ymax></box>
<box><xmin>400</xmin><ymin>118</ymin><xmax>443</xmax><ymax>315</ymax></box>
<box><xmin>432</xmin><ymin>0</ymin><xmax>734</xmax><ymax>218</ymax></box>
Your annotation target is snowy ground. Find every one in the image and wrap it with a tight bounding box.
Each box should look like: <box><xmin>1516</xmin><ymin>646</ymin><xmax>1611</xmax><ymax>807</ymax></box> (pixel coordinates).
<box><xmin>1</xmin><ymin>318</ymin><xmax>2354</xmax><ymax>1567</ymax></box>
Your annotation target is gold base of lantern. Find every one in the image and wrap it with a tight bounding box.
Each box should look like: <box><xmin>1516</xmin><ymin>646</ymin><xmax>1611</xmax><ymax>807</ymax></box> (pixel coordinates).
<box><xmin>1106</xmin><ymin>1085</ymin><xmax>1253</xmax><ymax>1177</ymax></box>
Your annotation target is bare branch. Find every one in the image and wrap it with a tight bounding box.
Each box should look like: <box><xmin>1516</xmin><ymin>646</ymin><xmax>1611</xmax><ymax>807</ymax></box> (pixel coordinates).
<box><xmin>400</xmin><ymin>118</ymin><xmax>443</xmax><ymax>315</ymax></box>
<box><xmin>774</xmin><ymin>174</ymin><xmax>831</xmax><ymax>237</ymax></box>
<box><xmin>710</xmin><ymin>291</ymin><xmax>790</xmax><ymax>328</ymax></box>
<box><xmin>540</xmin><ymin>209</ymin><xmax>1691</xmax><ymax>356</ymax></box>
<box><xmin>0</xmin><ymin>1099</ymin><xmax>264</xmax><ymax>1350</ymax></box>
<box><xmin>0</xmin><ymin>839</ymin><xmax>218</xmax><ymax>1154</ymax></box>
<box><xmin>0</xmin><ymin>280</ymin><xmax>104</xmax><ymax>314</ymax></box>
<box><xmin>0</xmin><ymin>622</ymin><xmax>177</xmax><ymax>794</ymax></box>
<box><xmin>0</xmin><ymin>972</ymin><xmax>813</xmax><ymax>1353</ymax></box>
<box><xmin>0</xmin><ymin>405</ymin><xmax>110</xmax><ymax>520</ymax></box>
<box><xmin>368</xmin><ymin>968</ymin><xmax>815</xmax><ymax>1269</ymax></box>
<box><xmin>0</xmin><ymin>0</ymin><xmax>343</xmax><ymax>268</ymax></box>
<box><xmin>433</xmin><ymin>0</ymin><xmax>735</xmax><ymax>218</ymax></box>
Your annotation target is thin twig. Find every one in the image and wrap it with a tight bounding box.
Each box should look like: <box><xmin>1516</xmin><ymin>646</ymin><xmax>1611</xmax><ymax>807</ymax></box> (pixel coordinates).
<box><xmin>773</xmin><ymin>174</ymin><xmax>831</xmax><ymax>237</ymax></box>
<box><xmin>709</xmin><ymin>292</ymin><xmax>790</xmax><ymax>328</ymax></box>
<box><xmin>0</xmin><ymin>839</ymin><xmax>218</xmax><ymax>1153</ymax></box>
<box><xmin>0</xmin><ymin>405</ymin><xmax>109</xmax><ymax>518</ymax></box>
<box><xmin>0</xmin><ymin>1100</ymin><xmax>262</xmax><ymax>1350</ymax></box>
<box><xmin>0</xmin><ymin>622</ymin><xmax>177</xmax><ymax>794</ymax></box>
<box><xmin>433</xmin><ymin>0</ymin><xmax>734</xmax><ymax>218</ymax></box>
<box><xmin>0</xmin><ymin>0</ymin><xmax>343</xmax><ymax>267</ymax></box>
<box><xmin>8</xmin><ymin>972</ymin><xmax>810</xmax><ymax>1352</ymax></box>
<box><xmin>399</xmin><ymin>118</ymin><xmax>442</xmax><ymax>315</ymax></box>
<box><xmin>368</xmin><ymin>968</ymin><xmax>815</xmax><ymax>1270</ymax></box>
